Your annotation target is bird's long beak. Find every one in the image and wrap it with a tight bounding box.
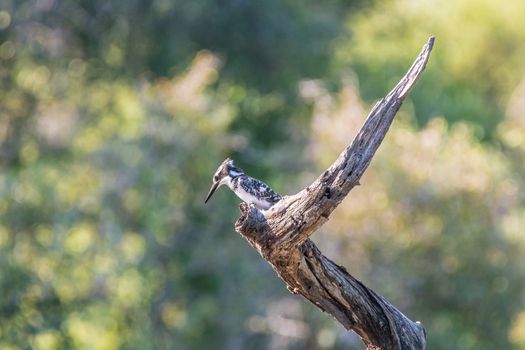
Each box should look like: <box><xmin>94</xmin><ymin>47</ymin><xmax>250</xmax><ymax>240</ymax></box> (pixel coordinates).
<box><xmin>204</xmin><ymin>182</ymin><xmax>220</xmax><ymax>203</ymax></box>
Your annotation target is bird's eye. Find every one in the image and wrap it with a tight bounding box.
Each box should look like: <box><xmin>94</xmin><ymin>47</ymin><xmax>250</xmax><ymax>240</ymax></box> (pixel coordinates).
<box><xmin>214</xmin><ymin>176</ymin><xmax>218</xmax><ymax>181</ymax></box>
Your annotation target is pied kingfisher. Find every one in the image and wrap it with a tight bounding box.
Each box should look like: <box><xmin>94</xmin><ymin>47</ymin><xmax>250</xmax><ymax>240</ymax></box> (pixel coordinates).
<box><xmin>204</xmin><ymin>158</ymin><xmax>282</xmax><ymax>210</ymax></box>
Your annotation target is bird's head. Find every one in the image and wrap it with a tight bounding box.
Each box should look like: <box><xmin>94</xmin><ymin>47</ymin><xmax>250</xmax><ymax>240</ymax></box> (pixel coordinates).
<box><xmin>204</xmin><ymin>158</ymin><xmax>244</xmax><ymax>203</ymax></box>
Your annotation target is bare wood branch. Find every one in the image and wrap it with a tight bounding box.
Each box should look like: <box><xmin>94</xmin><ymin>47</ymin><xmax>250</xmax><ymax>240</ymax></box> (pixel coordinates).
<box><xmin>235</xmin><ymin>36</ymin><xmax>435</xmax><ymax>350</ymax></box>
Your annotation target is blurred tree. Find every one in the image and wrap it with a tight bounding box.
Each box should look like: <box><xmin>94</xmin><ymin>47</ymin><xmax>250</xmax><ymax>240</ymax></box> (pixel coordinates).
<box><xmin>335</xmin><ymin>0</ymin><xmax>525</xmax><ymax>138</ymax></box>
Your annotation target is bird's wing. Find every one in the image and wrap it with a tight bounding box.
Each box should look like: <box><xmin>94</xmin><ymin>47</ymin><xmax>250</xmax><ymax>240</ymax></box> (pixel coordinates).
<box><xmin>240</xmin><ymin>176</ymin><xmax>282</xmax><ymax>204</ymax></box>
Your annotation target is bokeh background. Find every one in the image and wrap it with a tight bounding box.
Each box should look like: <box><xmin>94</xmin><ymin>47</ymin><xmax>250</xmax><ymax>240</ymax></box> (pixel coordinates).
<box><xmin>2</xmin><ymin>0</ymin><xmax>525</xmax><ymax>349</ymax></box>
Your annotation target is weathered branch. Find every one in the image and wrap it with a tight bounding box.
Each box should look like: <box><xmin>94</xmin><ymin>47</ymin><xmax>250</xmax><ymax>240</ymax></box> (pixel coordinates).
<box><xmin>235</xmin><ymin>37</ymin><xmax>434</xmax><ymax>349</ymax></box>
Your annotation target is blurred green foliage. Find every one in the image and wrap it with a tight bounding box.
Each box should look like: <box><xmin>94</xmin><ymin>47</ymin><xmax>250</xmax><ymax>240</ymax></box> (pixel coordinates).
<box><xmin>337</xmin><ymin>0</ymin><xmax>525</xmax><ymax>137</ymax></box>
<box><xmin>1</xmin><ymin>0</ymin><xmax>525</xmax><ymax>349</ymax></box>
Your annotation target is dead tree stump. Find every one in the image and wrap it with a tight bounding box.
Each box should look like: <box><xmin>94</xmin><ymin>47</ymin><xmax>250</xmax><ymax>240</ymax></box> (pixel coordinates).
<box><xmin>235</xmin><ymin>36</ymin><xmax>435</xmax><ymax>350</ymax></box>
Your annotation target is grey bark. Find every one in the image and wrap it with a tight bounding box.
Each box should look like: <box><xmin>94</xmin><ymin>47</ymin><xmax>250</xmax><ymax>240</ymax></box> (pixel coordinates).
<box><xmin>235</xmin><ymin>37</ymin><xmax>435</xmax><ymax>350</ymax></box>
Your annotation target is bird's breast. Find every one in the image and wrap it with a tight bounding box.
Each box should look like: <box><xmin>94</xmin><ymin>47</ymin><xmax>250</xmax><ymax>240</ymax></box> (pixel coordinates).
<box><xmin>234</xmin><ymin>186</ymin><xmax>272</xmax><ymax>210</ymax></box>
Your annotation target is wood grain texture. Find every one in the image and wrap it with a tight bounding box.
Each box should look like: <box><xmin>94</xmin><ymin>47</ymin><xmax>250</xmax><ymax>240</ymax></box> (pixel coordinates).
<box><xmin>235</xmin><ymin>37</ymin><xmax>434</xmax><ymax>350</ymax></box>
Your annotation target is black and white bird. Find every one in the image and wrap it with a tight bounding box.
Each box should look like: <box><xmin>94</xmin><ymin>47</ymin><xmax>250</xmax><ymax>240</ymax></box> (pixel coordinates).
<box><xmin>204</xmin><ymin>158</ymin><xmax>282</xmax><ymax>210</ymax></box>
